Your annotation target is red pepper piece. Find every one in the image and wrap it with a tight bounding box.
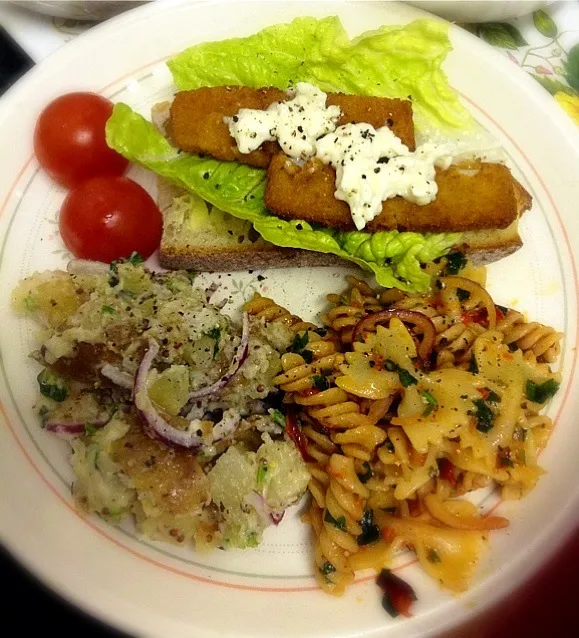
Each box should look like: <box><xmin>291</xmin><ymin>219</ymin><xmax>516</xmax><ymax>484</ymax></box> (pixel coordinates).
<box><xmin>377</xmin><ymin>569</ymin><xmax>417</xmax><ymax>618</ymax></box>
<box><xmin>438</xmin><ymin>458</ymin><xmax>458</xmax><ymax>487</ymax></box>
<box><xmin>285</xmin><ymin>409</ymin><xmax>312</xmax><ymax>462</ymax></box>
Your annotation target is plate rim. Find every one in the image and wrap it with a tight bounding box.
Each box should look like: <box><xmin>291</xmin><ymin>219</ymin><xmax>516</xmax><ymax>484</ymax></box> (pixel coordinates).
<box><xmin>1</xmin><ymin>1</ymin><xmax>579</xmax><ymax>637</ymax></box>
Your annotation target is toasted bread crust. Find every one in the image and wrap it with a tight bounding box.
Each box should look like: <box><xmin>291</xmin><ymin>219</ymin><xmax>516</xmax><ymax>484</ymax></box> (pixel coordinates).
<box><xmin>159</xmin><ymin>244</ymin><xmax>345</xmax><ymax>271</ymax></box>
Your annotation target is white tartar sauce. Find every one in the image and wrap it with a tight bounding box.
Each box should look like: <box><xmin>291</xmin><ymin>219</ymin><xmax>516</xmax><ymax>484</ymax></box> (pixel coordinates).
<box><xmin>225</xmin><ymin>82</ymin><xmax>341</xmax><ymax>162</ymax></box>
<box><xmin>226</xmin><ymin>82</ymin><xmax>454</xmax><ymax>230</ymax></box>
<box><xmin>316</xmin><ymin>126</ymin><xmax>453</xmax><ymax>230</ymax></box>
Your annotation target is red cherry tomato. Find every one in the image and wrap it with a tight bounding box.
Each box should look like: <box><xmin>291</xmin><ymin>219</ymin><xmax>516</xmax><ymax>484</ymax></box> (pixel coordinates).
<box><xmin>34</xmin><ymin>92</ymin><xmax>128</xmax><ymax>188</ymax></box>
<box><xmin>59</xmin><ymin>176</ymin><xmax>162</xmax><ymax>263</ymax></box>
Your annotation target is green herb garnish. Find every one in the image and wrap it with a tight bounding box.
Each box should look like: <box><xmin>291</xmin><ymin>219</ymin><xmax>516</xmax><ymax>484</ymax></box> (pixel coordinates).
<box><xmin>421</xmin><ymin>390</ymin><xmax>437</xmax><ymax>416</ymax></box>
<box><xmin>270</xmin><ymin>409</ymin><xmax>286</xmax><ymax>429</ymax></box>
<box><xmin>319</xmin><ymin>562</ymin><xmax>336</xmax><ymax>576</ymax></box>
<box><xmin>37</xmin><ymin>369</ymin><xmax>68</xmax><ymax>403</ymax></box>
<box><xmin>385</xmin><ymin>360</ymin><xmax>417</xmax><ymax>387</ymax></box>
<box><xmin>456</xmin><ymin>288</ymin><xmax>471</xmax><ymax>302</ymax></box>
<box><xmin>427</xmin><ymin>548</ymin><xmax>441</xmax><ymax>563</ymax></box>
<box><xmin>313</xmin><ymin>375</ymin><xmax>329</xmax><ymax>391</ymax></box>
<box><xmin>473</xmin><ymin>398</ymin><xmax>494</xmax><ymax>433</ymax></box>
<box><xmin>102</xmin><ymin>305</ymin><xmax>116</xmax><ymax>315</ymax></box>
<box><xmin>206</xmin><ymin>327</ymin><xmax>221</xmax><ymax>360</ymax></box>
<box><xmin>324</xmin><ymin>510</ymin><xmax>347</xmax><ymax>531</ymax></box>
<box><xmin>357</xmin><ymin>461</ymin><xmax>372</xmax><ymax>484</ymax></box>
<box><xmin>127</xmin><ymin>252</ymin><xmax>144</xmax><ymax>266</ymax></box>
<box><xmin>290</xmin><ymin>331</ymin><xmax>309</xmax><ymax>353</ymax></box>
<box><xmin>357</xmin><ymin>509</ymin><xmax>380</xmax><ymax>546</ymax></box>
<box><xmin>445</xmin><ymin>251</ymin><xmax>467</xmax><ymax>275</ymax></box>
<box><xmin>525</xmin><ymin>379</ymin><xmax>560</xmax><ymax>404</ymax></box>
<box><xmin>469</xmin><ymin>355</ymin><xmax>479</xmax><ymax>374</ymax></box>
<box><xmin>256</xmin><ymin>460</ymin><xmax>268</xmax><ymax>484</ymax></box>
<box><xmin>84</xmin><ymin>423</ymin><xmax>97</xmax><ymax>436</ymax></box>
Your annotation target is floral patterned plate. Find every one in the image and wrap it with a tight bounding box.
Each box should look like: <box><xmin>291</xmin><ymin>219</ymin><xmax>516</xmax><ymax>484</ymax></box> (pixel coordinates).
<box><xmin>0</xmin><ymin>1</ymin><xmax>578</xmax><ymax>637</ymax></box>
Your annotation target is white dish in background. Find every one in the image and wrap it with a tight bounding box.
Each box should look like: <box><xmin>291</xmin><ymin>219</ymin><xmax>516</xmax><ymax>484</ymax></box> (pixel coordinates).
<box><xmin>0</xmin><ymin>1</ymin><xmax>578</xmax><ymax>637</ymax></box>
<box><xmin>407</xmin><ymin>1</ymin><xmax>551</xmax><ymax>23</ymax></box>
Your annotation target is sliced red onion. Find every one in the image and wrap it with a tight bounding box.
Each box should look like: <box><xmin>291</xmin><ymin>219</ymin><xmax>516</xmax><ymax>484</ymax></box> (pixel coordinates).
<box><xmin>134</xmin><ymin>340</ymin><xmax>205</xmax><ymax>449</ymax></box>
<box><xmin>44</xmin><ymin>416</ymin><xmax>110</xmax><ymax>438</ymax></box>
<box><xmin>244</xmin><ymin>491</ymin><xmax>285</xmax><ymax>527</ymax></box>
<box><xmin>67</xmin><ymin>259</ymin><xmax>110</xmax><ymax>276</ymax></box>
<box><xmin>188</xmin><ymin>312</ymin><xmax>250</xmax><ymax>401</ymax></box>
<box><xmin>270</xmin><ymin>510</ymin><xmax>285</xmax><ymax>526</ymax></box>
<box><xmin>100</xmin><ymin>364</ymin><xmax>134</xmax><ymax>390</ymax></box>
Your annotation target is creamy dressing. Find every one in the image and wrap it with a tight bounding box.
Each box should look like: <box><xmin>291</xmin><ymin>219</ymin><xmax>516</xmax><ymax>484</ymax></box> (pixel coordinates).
<box><xmin>226</xmin><ymin>82</ymin><xmax>455</xmax><ymax>230</ymax></box>
<box><xmin>225</xmin><ymin>82</ymin><xmax>341</xmax><ymax>162</ymax></box>
<box><xmin>316</xmin><ymin>126</ymin><xmax>453</xmax><ymax>229</ymax></box>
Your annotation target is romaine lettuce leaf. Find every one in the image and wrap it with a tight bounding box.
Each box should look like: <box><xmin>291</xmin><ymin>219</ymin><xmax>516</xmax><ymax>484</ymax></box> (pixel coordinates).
<box><xmin>168</xmin><ymin>16</ymin><xmax>473</xmax><ymax>131</ymax></box>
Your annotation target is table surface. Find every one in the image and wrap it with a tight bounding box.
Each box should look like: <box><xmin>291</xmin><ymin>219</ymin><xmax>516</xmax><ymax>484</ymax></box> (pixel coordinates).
<box><xmin>0</xmin><ymin>1</ymin><xmax>578</xmax><ymax>636</ymax></box>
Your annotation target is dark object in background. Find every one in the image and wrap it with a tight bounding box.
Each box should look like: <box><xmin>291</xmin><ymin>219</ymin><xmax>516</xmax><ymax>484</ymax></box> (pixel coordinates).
<box><xmin>0</xmin><ymin>547</ymin><xmax>132</xmax><ymax>637</ymax></box>
<box><xmin>0</xmin><ymin>26</ymin><xmax>34</xmax><ymax>95</ymax></box>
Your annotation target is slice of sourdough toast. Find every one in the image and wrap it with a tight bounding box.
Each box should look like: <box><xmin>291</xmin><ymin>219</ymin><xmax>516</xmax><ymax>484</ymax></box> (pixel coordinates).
<box><xmin>153</xmin><ymin>102</ymin><xmax>526</xmax><ymax>272</ymax></box>
<box><xmin>158</xmin><ymin>178</ymin><xmax>344</xmax><ymax>270</ymax></box>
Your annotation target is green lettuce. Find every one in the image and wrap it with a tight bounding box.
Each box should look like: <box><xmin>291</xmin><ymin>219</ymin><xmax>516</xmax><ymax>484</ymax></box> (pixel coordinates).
<box><xmin>168</xmin><ymin>16</ymin><xmax>474</xmax><ymax>131</ymax></box>
<box><xmin>106</xmin><ymin>17</ymin><xmax>471</xmax><ymax>291</ymax></box>
<box><xmin>107</xmin><ymin>105</ymin><xmax>458</xmax><ymax>291</ymax></box>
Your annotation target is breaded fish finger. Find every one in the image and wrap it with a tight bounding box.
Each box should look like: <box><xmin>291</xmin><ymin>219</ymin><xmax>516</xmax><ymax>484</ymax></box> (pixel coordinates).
<box><xmin>169</xmin><ymin>86</ymin><xmax>415</xmax><ymax>168</ymax></box>
<box><xmin>264</xmin><ymin>154</ymin><xmax>529</xmax><ymax>232</ymax></box>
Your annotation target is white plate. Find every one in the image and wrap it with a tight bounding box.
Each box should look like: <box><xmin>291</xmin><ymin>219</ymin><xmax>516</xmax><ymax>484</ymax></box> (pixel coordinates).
<box><xmin>1</xmin><ymin>1</ymin><xmax>579</xmax><ymax>637</ymax></box>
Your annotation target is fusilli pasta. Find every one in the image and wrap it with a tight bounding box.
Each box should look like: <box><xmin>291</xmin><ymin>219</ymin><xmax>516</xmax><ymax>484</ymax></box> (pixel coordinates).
<box><xmin>249</xmin><ymin>260</ymin><xmax>563</xmax><ymax>598</ymax></box>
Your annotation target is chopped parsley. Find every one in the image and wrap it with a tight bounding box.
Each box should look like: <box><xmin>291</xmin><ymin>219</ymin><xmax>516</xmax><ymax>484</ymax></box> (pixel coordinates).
<box><xmin>206</xmin><ymin>327</ymin><xmax>221</xmax><ymax>360</ymax></box>
<box><xmin>421</xmin><ymin>391</ymin><xmax>437</xmax><ymax>416</ymax></box>
<box><xmin>384</xmin><ymin>360</ymin><xmax>417</xmax><ymax>387</ymax></box>
<box><xmin>101</xmin><ymin>305</ymin><xmax>116</xmax><ymax>315</ymax></box>
<box><xmin>319</xmin><ymin>562</ymin><xmax>336</xmax><ymax>577</ymax></box>
<box><xmin>256</xmin><ymin>460</ymin><xmax>268</xmax><ymax>485</ymax></box>
<box><xmin>525</xmin><ymin>379</ymin><xmax>560</xmax><ymax>404</ymax></box>
<box><xmin>324</xmin><ymin>510</ymin><xmax>347</xmax><ymax>531</ymax></box>
<box><xmin>289</xmin><ymin>332</ymin><xmax>314</xmax><ymax>363</ymax></box>
<box><xmin>290</xmin><ymin>331</ymin><xmax>309</xmax><ymax>353</ymax></box>
<box><xmin>84</xmin><ymin>423</ymin><xmax>97</xmax><ymax>436</ymax></box>
<box><xmin>270</xmin><ymin>409</ymin><xmax>286</xmax><ymax>429</ymax></box>
<box><xmin>314</xmin><ymin>327</ymin><xmax>327</xmax><ymax>337</ymax></box>
<box><xmin>398</xmin><ymin>368</ymin><xmax>418</xmax><ymax>388</ymax></box>
<box><xmin>357</xmin><ymin>461</ymin><xmax>372</xmax><ymax>484</ymax></box>
<box><xmin>313</xmin><ymin>375</ymin><xmax>329</xmax><ymax>391</ymax></box>
<box><xmin>108</xmin><ymin>261</ymin><xmax>120</xmax><ymax>287</ymax></box>
<box><xmin>473</xmin><ymin>398</ymin><xmax>494</xmax><ymax>433</ymax></box>
<box><xmin>357</xmin><ymin>509</ymin><xmax>380</xmax><ymax>546</ymax></box>
<box><xmin>37</xmin><ymin>369</ymin><xmax>68</xmax><ymax>403</ymax></box>
<box><xmin>486</xmin><ymin>390</ymin><xmax>501</xmax><ymax>403</ymax></box>
<box><xmin>427</xmin><ymin>548</ymin><xmax>441</xmax><ymax>563</ymax></box>
<box><xmin>445</xmin><ymin>251</ymin><xmax>467</xmax><ymax>275</ymax></box>
<box><xmin>127</xmin><ymin>252</ymin><xmax>144</xmax><ymax>266</ymax></box>
<box><xmin>469</xmin><ymin>355</ymin><xmax>479</xmax><ymax>374</ymax></box>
